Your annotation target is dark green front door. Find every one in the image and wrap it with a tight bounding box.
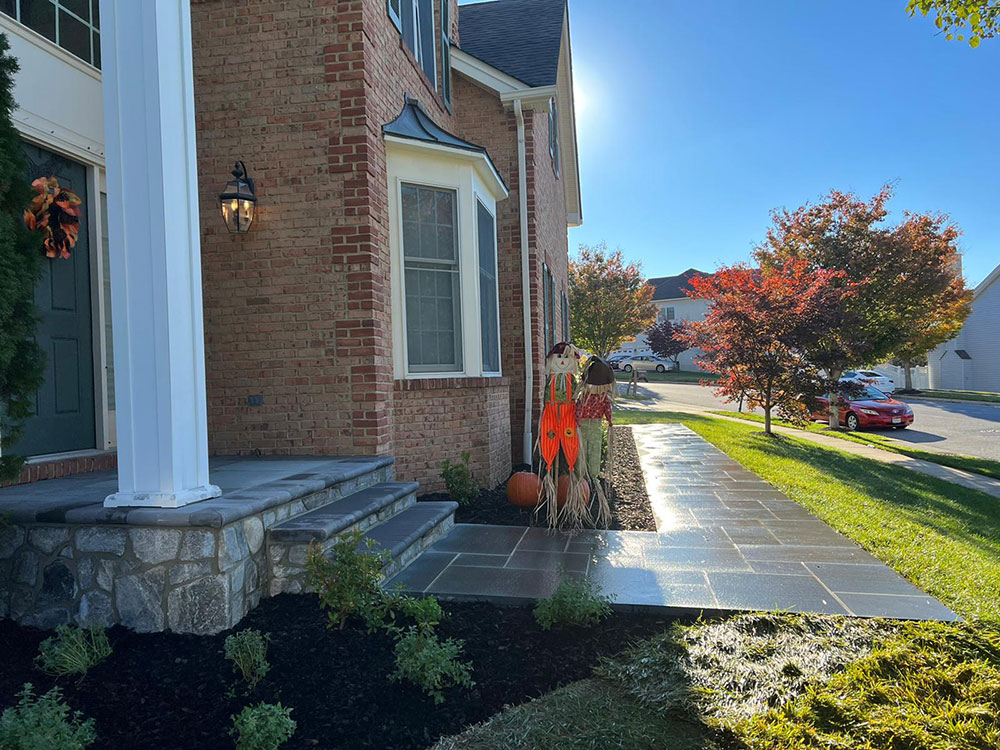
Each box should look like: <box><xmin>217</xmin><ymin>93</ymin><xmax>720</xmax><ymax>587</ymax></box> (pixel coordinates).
<box><xmin>13</xmin><ymin>143</ymin><xmax>96</xmax><ymax>456</ymax></box>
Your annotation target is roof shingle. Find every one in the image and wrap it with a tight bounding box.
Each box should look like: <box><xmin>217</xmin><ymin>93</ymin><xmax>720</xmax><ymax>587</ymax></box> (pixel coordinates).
<box><xmin>458</xmin><ymin>0</ymin><xmax>566</xmax><ymax>88</ymax></box>
<box><xmin>647</xmin><ymin>269</ymin><xmax>707</xmax><ymax>301</ymax></box>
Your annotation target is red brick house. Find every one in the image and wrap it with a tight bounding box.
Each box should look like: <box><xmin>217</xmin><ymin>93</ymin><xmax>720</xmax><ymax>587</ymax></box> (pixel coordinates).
<box><xmin>2</xmin><ymin>0</ymin><xmax>582</xmax><ymax>496</ymax></box>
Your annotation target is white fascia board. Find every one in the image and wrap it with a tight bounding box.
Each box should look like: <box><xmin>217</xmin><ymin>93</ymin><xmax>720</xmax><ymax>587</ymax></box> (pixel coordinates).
<box><xmin>384</xmin><ymin>135</ymin><xmax>508</xmax><ymax>200</ymax></box>
<box><xmin>973</xmin><ymin>262</ymin><xmax>1000</xmax><ymax>301</ymax></box>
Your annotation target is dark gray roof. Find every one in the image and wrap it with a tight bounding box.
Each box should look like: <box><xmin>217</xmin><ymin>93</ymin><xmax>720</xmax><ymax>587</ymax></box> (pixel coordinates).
<box><xmin>383</xmin><ymin>95</ymin><xmax>508</xmax><ymax>191</ymax></box>
<box><xmin>647</xmin><ymin>268</ymin><xmax>706</xmax><ymax>301</ymax></box>
<box><xmin>458</xmin><ymin>0</ymin><xmax>566</xmax><ymax>87</ymax></box>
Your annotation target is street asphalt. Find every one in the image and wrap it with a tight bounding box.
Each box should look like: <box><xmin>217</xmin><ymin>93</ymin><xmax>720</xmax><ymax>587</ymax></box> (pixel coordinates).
<box><xmin>631</xmin><ymin>380</ymin><xmax>1000</xmax><ymax>462</ymax></box>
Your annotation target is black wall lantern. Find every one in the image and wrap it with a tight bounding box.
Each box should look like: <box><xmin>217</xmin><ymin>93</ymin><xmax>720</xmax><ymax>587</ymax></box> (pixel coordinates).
<box><xmin>219</xmin><ymin>161</ymin><xmax>257</xmax><ymax>233</ymax></box>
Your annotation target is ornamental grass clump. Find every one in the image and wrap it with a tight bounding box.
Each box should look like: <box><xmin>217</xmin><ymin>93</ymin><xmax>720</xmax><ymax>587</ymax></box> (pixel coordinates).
<box><xmin>231</xmin><ymin>702</ymin><xmax>296</xmax><ymax>750</ymax></box>
<box><xmin>534</xmin><ymin>572</ymin><xmax>612</xmax><ymax>630</ymax></box>
<box><xmin>35</xmin><ymin>626</ymin><xmax>112</xmax><ymax>679</ymax></box>
<box><xmin>0</xmin><ymin>683</ymin><xmax>96</xmax><ymax>750</ymax></box>
<box><xmin>224</xmin><ymin>629</ymin><xmax>271</xmax><ymax>691</ymax></box>
<box><xmin>441</xmin><ymin>451</ymin><xmax>479</xmax><ymax>505</ymax></box>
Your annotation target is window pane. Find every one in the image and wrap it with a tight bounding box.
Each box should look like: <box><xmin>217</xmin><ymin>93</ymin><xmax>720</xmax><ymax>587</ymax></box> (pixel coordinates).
<box><xmin>59</xmin><ymin>0</ymin><xmax>89</xmax><ymax>20</ymax></box>
<box><xmin>477</xmin><ymin>201</ymin><xmax>499</xmax><ymax>373</ymax></box>
<box><xmin>1</xmin><ymin>1</ymin><xmax>15</xmax><ymax>20</ymax></box>
<box><xmin>91</xmin><ymin>0</ymin><xmax>98</xmax><ymax>27</ymax></box>
<box><xmin>22</xmin><ymin>0</ymin><xmax>57</xmax><ymax>43</ymax></box>
<box><xmin>401</xmin><ymin>184</ymin><xmax>461</xmax><ymax>371</ymax></box>
<box><xmin>92</xmin><ymin>29</ymin><xmax>100</xmax><ymax>68</ymax></box>
<box><xmin>58</xmin><ymin>8</ymin><xmax>90</xmax><ymax>62</ymax></box>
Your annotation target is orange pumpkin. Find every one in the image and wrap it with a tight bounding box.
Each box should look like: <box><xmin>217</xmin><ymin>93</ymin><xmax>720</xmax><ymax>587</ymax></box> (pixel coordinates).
<box><xmin>557</xmin><ymin>475</ymin><xmax>590</xmax><ymax>508</ymax></box>
<box><xmin>507</xmin><ymin>471</ymin><xmax>541</xmax><ymax>507</ymax></box>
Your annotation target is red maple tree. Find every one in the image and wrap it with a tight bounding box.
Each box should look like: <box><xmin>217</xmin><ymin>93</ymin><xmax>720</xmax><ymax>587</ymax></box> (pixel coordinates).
<box><xmin>683</xmin><ymin>262</ymin><xmax>849</xmax><ymax>436</ymax></box>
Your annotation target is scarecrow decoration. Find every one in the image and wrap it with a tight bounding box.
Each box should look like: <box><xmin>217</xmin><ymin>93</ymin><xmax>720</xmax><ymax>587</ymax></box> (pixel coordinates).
<box><xmin>576</xmin><ymin>356</ymin><xmax>615</xmax><ymax>527</ymax></box>
<box><xmin>24</xmin><ymin>177</ymin><xmax>82</xmax><ymax>259</ymax></box>
<box><xmin>537</xmin><ymin>342</ymin><xmax>590</xmax><ymax>529</ymax></box>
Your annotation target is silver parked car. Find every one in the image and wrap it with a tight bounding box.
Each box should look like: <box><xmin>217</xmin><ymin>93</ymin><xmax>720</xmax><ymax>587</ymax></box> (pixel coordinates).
<box><xmin>619</xmin><ymin>355</ymin><xmax>677</xmax><ymax>373</ymax></box>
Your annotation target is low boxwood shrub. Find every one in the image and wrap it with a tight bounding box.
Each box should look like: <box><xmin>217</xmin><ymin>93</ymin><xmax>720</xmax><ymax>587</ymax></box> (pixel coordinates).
<box><xmin>391</xmin><ymin>627</ymin><xmax>474</xmax><ymax>705</ymax></box>
<box><xmin>231</xmin><ymin>702</ymin><xmax>296</xmax><ymax>750</ymax></box>
<box><xmin>224</xmin><ymin>629</ymin><xmax>271</xmax><ymax>690</ymax></box>
<box><xmin>305</xmin><ymin>531</ymin><xmax>389</xmax><ymax>630</ymax></box>
<box><xmin>534</xmin><ymin>572</ymin><xmax>612</xmax><ymax>630</ymax></box>
<box><xmin>35</xmin><ymin>626</ymin><xmax>112</xmax><ymax>678</ymax></box>
<box><xmin>440</xmin><ymin>451</ymin><xmax>479</xmax><ymax>505</ymax></box>
<box><xmin>0</xmin><ymin>683</ymin><xmax>96</xmax><ymax>750</ymax></box>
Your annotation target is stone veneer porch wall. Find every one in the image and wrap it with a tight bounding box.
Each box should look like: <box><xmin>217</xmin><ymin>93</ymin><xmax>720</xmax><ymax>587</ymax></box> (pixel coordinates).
<box><xmin>0</xmin><ymin>463</ymin><xmax>393</xmax><ymax>634</ymax></box>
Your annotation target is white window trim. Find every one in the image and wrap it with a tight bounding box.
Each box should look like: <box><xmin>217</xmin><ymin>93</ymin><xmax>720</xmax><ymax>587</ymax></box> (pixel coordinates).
<box><xmin>387</xmin><ymin>141</ymin><xmax>506</xmax><ymax>380</ymax></box>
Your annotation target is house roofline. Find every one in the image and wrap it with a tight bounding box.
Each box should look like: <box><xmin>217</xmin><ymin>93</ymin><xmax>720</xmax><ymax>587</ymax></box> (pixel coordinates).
<box><xmin>973</xmin><ymin>262</ymin><xmax>1000</xmax><ymax>301</ymax></box>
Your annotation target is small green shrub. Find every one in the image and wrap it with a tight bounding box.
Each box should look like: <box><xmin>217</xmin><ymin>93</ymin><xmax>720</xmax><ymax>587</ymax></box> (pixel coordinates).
<box><xmin>0</xmin><ymin>683</ymin><xmax>96</xmax><ymax>750</ymax></box>
<box><xmin>391</xmin><ymin>628</ymin><xmax>474</xmax><ymax>705</ymax></box>
<box><xmin>440</xmin><ymin>451</ymin><xmax>479</xmax><ymax>506</ymax></box>
<box><xmin>35</xmin><ymin>626</ymin><xmax>112</xmax><ymax>678</ymax></box>
<box><xmin>534</xmin><ymin>573</ymin><xmax>612</xmax><ymax>630</ymax></box>
<box><xmin>305</xmin><ymin>531</ymin><xmax>389</xmax><ymax>630</ymax></box>
<box><xmin>231</xmin><ymin>702</ymin><xmax>296</xmax><ymax>750</ymax></box>
<box><xmin>224</xmin><ymin>629</ymin><xmax>271</xmax><ymax>690</ymax></box>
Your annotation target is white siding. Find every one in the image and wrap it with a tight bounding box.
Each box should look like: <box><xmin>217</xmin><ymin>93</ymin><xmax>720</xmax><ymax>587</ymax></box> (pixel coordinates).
<box><xmin>616</xmin><ymin>297</ymin><xmax>710</xmax><ymax>371</ymax></box>
<box><xmin>929</xmin><ymin>266</ymin><xmax>1000</xmax><ymax>392</ymax></box>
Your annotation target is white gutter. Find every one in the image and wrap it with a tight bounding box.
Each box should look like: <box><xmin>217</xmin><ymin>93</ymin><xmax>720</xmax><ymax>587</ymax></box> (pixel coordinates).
<box><xmin>514</xmin><ymin>99</ymin><xmax>533</xmax><ymax>466</ymax></box>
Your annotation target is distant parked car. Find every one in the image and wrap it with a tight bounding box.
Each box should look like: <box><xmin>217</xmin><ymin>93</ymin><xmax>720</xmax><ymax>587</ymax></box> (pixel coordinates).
<box><xmin>608</xmin><ymin>354</ymin><xmax>630</xmax><ymax>370</ymax></box>
<box><xmin>619</xmin><ymin>355</ymin><xmax>677</xmax><ymax>374</ymax></box>
<box><xmin>840</xmin><ymin>370</ymin><xmax>896</xmax><ymax>394</ymax></box>
<box><xmin>810</xmin><ymin>386</ymin><xmax>913</xmax><ymax>431</ymax></box>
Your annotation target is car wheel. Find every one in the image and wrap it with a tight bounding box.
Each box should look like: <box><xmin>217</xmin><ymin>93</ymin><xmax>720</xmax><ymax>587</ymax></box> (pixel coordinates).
<box><xmin>655</xmin><ymin>364</ymin><xmax>665</xmax><ymax>373</ymax></box>
<box><xmin>623</xmin><ymin>364</ymin><xmax>632</xmax><ymax>372</ymax></box>
<box><xmin>845</xmin><ymin>413</ymin><xmax>860</xmax><ymax>431</ymax></box>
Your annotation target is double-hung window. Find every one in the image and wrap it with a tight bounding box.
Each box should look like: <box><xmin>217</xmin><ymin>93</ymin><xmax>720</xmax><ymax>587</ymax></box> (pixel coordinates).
<box><xmin>394</xmin><ymin>0</ymin><xmax>437</xmax><ymax>87</ymax></box>
<box><xmin>401</xmin><ymin>184</ymin><xmax>462</xmax><ymax>372</ymax></box>
<box><xmin>2</xmin><ymin>0</ymin><xmax>101</xmax><ymax>68</ymax></box>
<box><xmin>477</xmin><ymin>200</ymin><xmax>500</xmax><ymax>374</ymax></box>
<box><xmin>666</xmin><ymin>306</ymin><xmax>675</xmax><ymax>321</ymax></box>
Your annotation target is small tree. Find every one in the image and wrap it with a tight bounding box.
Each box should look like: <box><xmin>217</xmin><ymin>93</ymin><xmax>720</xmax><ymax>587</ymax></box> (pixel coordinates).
<box><xmin>906</xmin><ymin>0</ymin><xmax>999</xmax><ymax>46</ymax></box>
<box><xmin>757</xmin><ymin>185</ymin><xmax>969</xmax><ymax>428</ymax></box>
<box><xmin>0</xmin><ymin>34</ymin><xmax>45</xmax><ymax>481</ymax></box>
<box><xmin>569</xmin><ymin>242</ymin><xmax>656</xmax><ymax>358</ymax></box>
<box><xmin>644</xmin><ymin>318</ymin><xmax>689</xmax><ymax>367</ymax></box>
<box><xmin>684</xmin><ymin>261</ymin><xmax>847</xmax><ymax>436</ymax></box>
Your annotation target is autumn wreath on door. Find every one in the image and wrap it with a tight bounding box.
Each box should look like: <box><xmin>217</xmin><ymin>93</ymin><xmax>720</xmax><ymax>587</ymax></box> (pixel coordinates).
<box><xmin>24</xmin><ymin>176</ymin><xmax>82</xmax><ymax>259</ymax></box>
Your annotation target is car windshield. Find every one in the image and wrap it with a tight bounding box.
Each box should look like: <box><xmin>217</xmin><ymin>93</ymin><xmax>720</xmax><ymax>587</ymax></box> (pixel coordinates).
<box><xmin>845</xmin><ymin>386</ymin><xmax>889</xmax><ymax>401</ymax></box>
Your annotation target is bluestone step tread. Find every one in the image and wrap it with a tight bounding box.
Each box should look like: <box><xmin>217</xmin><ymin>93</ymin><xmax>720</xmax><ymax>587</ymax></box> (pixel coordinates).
<box><xmin>269</xmin><ymin>481</ymin><xmax>419</xmax><ymax>541</ymax></box>
<box><xmin>364</xmin><ymin>502</ymin><xmax>458</xmax><ymax>558</ymax></box>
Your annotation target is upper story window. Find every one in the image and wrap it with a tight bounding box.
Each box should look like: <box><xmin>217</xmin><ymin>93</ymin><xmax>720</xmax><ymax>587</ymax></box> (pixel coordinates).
<box><xmin>666</xmin><ymin>306</ymin><xmax>675</xmax><ymax>321</ymax></box>
<box><xmin>440</xmin><ymin>0</ymin><xmax>452</xmax><ymax>110</ymax></box>
<box><xmin>548</xmin><ymin>97</ymin><xmax>560</xmax><ymax>177</ymax></box>
<box><xmin>389</xmin><ymin>0</ymin><xmax>438</xmax><ymax>91</ymax></box>
<box><xmin>2</xmin><ymin>0</ymin><xmax>101</xmax><ymax>69</ymax></box>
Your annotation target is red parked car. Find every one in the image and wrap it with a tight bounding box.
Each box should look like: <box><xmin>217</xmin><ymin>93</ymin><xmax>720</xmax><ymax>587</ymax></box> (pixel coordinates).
<box><xmin>810</xmin><ymin>386</ymin><xmax>914</xmax><ymax>431</ymax></box>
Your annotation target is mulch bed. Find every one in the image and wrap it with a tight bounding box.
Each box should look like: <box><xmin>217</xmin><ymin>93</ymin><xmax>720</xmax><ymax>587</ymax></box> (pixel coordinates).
<box><xmin>0</xmin><ymin>596</ymin><xmax>676</xmax><ymax>749</ymax></box>
<box><xmin>424</xmin><ymin>426</ymin><xmax>656</xmax><ymax>531</ymax></box>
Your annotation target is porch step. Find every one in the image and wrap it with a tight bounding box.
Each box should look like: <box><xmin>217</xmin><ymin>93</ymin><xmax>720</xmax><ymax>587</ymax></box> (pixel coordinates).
<box><xmin>363</xmin><ymin>501</ymin><xmax>458</xmax><ymax>578</ymax></box>
<box><xmin>269</xmin><ymin>482</ymin><xmax>419</xmax><ymax>543</ymax></box>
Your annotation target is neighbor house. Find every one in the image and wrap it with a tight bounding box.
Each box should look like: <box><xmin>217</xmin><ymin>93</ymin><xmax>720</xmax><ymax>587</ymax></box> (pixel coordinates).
<box><xmin>0</xmin><ymin>0</ymin><xmax>581</xmax><ymax>632</ymax></box>
<box><xmin>615</xmin><ymin>268</ymin><xmax>709</xmax><ymax>370</ymax></box>
<box><xmin>929</xmin><ymin>262</ymin><xmax>1000</xmax><ymax>392</ymax></box>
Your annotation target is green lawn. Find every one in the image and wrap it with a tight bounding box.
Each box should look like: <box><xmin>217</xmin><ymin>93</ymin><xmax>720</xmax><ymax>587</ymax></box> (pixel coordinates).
<box><xmin>906</xmin><ymin>388</ymin><xmax>1000</xmax><ymax>404</ymax></box>
<box><xmin>436</xmin><ymin>412</ymin><xmax>1000</xmax><ymax>748</ymax></box>
<box><xmin>713</xmin><ymin>409</ymin><xmax>1000</xmax><ymax>481</ymax></box>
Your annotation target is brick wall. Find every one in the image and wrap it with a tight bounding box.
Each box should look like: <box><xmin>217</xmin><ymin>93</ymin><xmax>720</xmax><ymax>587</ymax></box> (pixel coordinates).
<box><xmin>0</xmin><ymin>452</ymin><xmax>117</xmax><ymax>488</ymax></box>
<box><xmin>393</xmin><ymin>378</ymin><xmax>511</xmax><ymax>493</ymax></box>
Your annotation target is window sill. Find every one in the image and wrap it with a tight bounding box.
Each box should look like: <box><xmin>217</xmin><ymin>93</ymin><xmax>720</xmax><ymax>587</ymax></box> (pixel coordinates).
<box><xmin>395</xmin><ymin>375</ymin><xmax>510</xmax><ymax>391</ymax></box>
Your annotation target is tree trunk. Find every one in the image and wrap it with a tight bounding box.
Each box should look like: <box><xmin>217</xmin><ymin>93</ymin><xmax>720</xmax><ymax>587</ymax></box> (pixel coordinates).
<box><xmin>903</xmin><ymin>362</ymin><xmax>914</xmax><ymax>391</ymax></box>
<box><xmin>764</xmin><ymin>405</ymin><xmax>772</xmax><ymax>436</ymax></box>
<box><xmin>828</xmin><ymin>368</ymin><xmax>842</xmax><ymax>429</ymax></box>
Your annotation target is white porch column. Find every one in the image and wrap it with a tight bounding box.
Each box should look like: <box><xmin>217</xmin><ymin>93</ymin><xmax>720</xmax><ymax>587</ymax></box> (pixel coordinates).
<box><xmin>101</xmin><ymin>0</ymin><xmax>220</xmax><ymax>508</ymax></box>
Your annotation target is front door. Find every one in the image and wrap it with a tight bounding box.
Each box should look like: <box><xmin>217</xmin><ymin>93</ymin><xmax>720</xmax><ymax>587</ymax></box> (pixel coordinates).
<box><xmin>13</xmin><ymin>143</ymin><xmax>96</xmax><ymax>456</ymax></box>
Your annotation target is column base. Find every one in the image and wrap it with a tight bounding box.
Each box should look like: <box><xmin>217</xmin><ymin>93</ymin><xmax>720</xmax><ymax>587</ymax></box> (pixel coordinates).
<box><xmin>104</xmin><ymin>484</ymin><xmax>222</xmax><ymax>509</ymax></box>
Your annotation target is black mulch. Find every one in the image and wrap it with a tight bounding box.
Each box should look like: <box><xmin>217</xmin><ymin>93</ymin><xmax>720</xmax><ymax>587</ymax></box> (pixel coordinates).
<box><xmin>0</xmin><ymin>596</ymin><xmax>677</xmax><ymax>749</ymax></box>
<box><xmin>423</xmin><ymin>426</ymin><xmax>656</xmax><ymax>531</ymax></box>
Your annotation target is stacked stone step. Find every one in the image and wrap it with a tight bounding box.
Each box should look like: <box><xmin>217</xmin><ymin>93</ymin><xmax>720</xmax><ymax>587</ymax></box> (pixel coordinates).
<box><xmin>267</xmin><ymin>482</ymin><xmax>456</xmax><ymax>595</ymax></box>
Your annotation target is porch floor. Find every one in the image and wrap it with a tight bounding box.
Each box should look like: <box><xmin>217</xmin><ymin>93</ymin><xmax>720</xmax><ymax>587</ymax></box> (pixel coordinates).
<box><xmin>0</xmin><ymin>456</ymin><xmax>394</xmax><ymax>528</ymax></box>
<box><xmin>388</xmin><ymin>425</ymin><xmax>958</xmax><ymax>621</ymax></box>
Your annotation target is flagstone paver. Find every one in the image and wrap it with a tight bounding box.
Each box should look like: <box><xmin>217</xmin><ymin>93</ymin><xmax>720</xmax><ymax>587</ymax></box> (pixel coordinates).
<box><xmin>389</xmin><ymin>424</ymin><xmax>958</xmax><ymax>621</ymax></box>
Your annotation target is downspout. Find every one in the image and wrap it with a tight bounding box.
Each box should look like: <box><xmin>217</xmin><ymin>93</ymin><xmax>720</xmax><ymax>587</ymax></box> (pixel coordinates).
<box><xmin>514</xmin><ymin>99</ymin><xmax>533</xmax><ymax>466</ymax></box>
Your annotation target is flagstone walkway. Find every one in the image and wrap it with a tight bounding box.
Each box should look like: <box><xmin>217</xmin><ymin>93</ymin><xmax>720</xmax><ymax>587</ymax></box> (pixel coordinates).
<box><xmin>389</xmin><ymin>424</ymin><xmax>958</xmax><ymax>621</ymax></box>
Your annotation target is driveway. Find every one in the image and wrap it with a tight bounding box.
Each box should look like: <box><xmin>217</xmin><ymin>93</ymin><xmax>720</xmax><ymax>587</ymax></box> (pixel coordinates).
<box><xmin>632</xmin><ymin>380</ymin><xmax>1000</xmax><ymax>462</ymax></box>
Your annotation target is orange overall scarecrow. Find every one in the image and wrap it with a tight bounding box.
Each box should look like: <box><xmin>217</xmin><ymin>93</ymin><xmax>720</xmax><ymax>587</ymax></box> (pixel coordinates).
<box><xmin>537</xmin><ymin>342</ymin><xmax>590</xmax><ymax>528</ymax></box>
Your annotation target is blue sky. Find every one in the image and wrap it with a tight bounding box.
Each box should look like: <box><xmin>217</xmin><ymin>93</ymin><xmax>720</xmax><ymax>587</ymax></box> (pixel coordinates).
<box><xmin>548</xmin><ymin>1</ymin><xmax>999</xmax><ymax>287</ymax></box>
